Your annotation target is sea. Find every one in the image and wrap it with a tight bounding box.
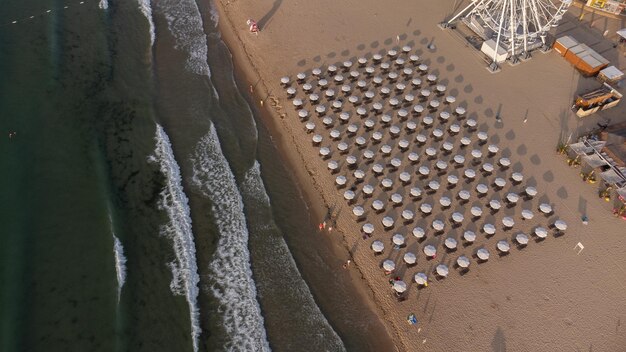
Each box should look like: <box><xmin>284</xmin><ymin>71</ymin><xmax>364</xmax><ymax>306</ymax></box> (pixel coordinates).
<box><xmin>0</xmin><ymin>1</ymin><xmax>391</xmax><ymax>351</ymax></box>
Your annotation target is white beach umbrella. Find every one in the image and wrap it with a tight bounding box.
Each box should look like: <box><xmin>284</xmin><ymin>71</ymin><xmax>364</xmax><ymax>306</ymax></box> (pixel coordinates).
<box><xmin>458</xmin><ymin>190</ymin><xmax>470</xmax><ymax>200</ymax></box>
<box><xmin>470</xmin><ymin>206</ymin><xmax>483</xmax><ymax>217</ymax></box>
<box><xmin>432</xmin><ymin>128</ymin><xmax>444</xmax><ymax>139</ymax></box>
<box><xmin>414</xmin><ymin>272</ymin><xmax>428</xmax><ymax>285</ymax></box>
<box><xmin>280</xmin><ymin>76</ymin><xmax>290</xmax><ymax>85</ymax></box>
<box><xmin>534</xmin><ymin>227</ymin><xmax>548</xmax><ymax>238</ymax></box>
<box><xmin>335</xmin><ymin>175</ymin><xmax>347</xmax><ymax>186</ymax></box>
<box><xmin>398</xmin><ymin>109</ymin><xmax>409</xmax><ymax>119</ymax></box>
<box><xmin>418</xmin><ymin>166</ymin><xmax>430</xmax><ymax>176</ymax></box>
<box><xmin>483</xmin><ymin>223</ymin><xmax>496</xmax><ymax>235</ymax></box>
<box><xmin>539</xmin><ymin>203</ymin><xmax>552</xmax><ymax>214</ymax></box>
<box><xmin>471</xmin><ymin>149</ymin><xmax>483</xmax><ymax>159</ymax></box>
<box><xmin>447</xmin><ymin>174</ymin><xmax>459</xmax><ymax>185</ymax></box>
<box><xmin>525</xmin><ymin>186</ymin><xmax>537</xmax><ymax>197</ymax></box>
<box><xmin>466</xmin><ymin>119</ymin><xmax>477</xmax><ymax>128</ymax></box>
<box><xmin>387</xmin><ymin>49</ymin><xmax>398</xmax><ymax>57</ymax></box>
<box><xmin>348</xmin><ymin>95</ymin><xmax>359</xmax><ymax>104</ymax></box>
<box><xmin>476</xmin><ymin>183</ymin><xmax>488</xmax><ymax>194</ymax></box>
<box><xmin>293</xmin><ymin>98</ymin><xmax>304</xmax><ymax>107</ymax></box>
<box><xmin>521</xmin><ymin>209</ymin><xmax>534</xmax><ymax>220</ymax></box>
<box><xmin>464</xmin><ymin>169</ymin><xmax>476</xmax><ymax>179</ymax></box>
<box><xmin>428</xmin><ymin>180</ymin><xmax>440</xmax><ymax>191</ymax></box>
<box><xmin>372</xmin><ymin>102</ymin><xmax>383</xmax><ymax>112</ymax></box>
<box><xmin>432</xmin><ymin>219</ymin><xmax>445</xmax><ymax>231</ymax></box>
<box><xmin>444</xmin><ymin>237</ymin><xmax>458</xmax><ymax>250</ymax></box>
<box><xmin>427</xmin><ymin>74</ymin><xmax>437</xmax><ymax>83</ymax></box>
<box><xmin>439</xmin><ymin>111</ymin><xmax>450</xmax><ymax>121</ymax></box>
<box><xmin>302</xmin><ymin>83</ymin><xmax>313</xmax><ymax>92</ymax></box>
<box><xmin>337</xmin><ymin>142</ymin><xmax>348</xmax><ymax>152</ymax></box>
<box><xmin>511</xmin><ymin>172</ymin><xmax>523</xmax><ymax>182</ymax></box>
<box><xmin>327</xmin><ymin>65</ymin><xmax>337</xmax><ymax>74</ymax></box>
<box><xmin>391</xmin><ymin>193</ymin><xmax>403</xmax><ymax>205</ymax></box>
<box><xmin>506</xmin><ymin>193</ymin><xmax>519</xmax><ymax>203</ymax></box>
<box><xmin>341</xmin><ymin>84</ymin><xmax>352</xmax><ymax>94</ymax></box>
<box><xmin>455</xmin><ymin>106</ymin><xmax>466</xmax><ymax>116</ymax></box>
<box><xmin>477</xmin><ymin>131</ymin><xmax>488</xmax><ymax>142</ymax></box>
<box><xmin>411</xmin><ymin>78</ymin><xmax>422</xmax><ymax>88</ymax></box>
<box><xmin>372</xmin><ymin>53</ymin><xmax>382</xmax><ymax>62</ymax></box>
<box><xmin>332</xmin><ymin>100</ymin><xmax>343</xmax><ymax>110</ymax></box>
<box><xmin>502</xmin><ymin>217</ymin><xmax>515</xmax><ymax>228</ymax></box>
<box><xmin>477</xmin><ymin>248</ymin><xmax>490</xmax><ymax>260</ymax></box>
<box><xmin>296</xmin><ymin>72</ymin><xmax>306</xmax><ymax>81</ymax></box>
<box><xmin>497</xmin><ymin>240</ymin><xmax>510</xmax><ymax>253</ymax></box>
<box><xmin>380</xmin><ymin>145</ymin><xmax>392</xmax><ymax>156</ymax></box>
<box><xmin>346</xmin><ymin>155</ymin><xmax>357</xmax><ymax>167</ymax></box>
<box><xmin>439</xmin><ymin>196</ymin><xmax>451</xmax><ymax>207</ymax></box>
<box><xmin>420</xmin><ymin>89</ymin><xmax>431</xmax><ymax>98</ymax></box>
<box><xmin>494</xmin><ymin>178</ymin><xmax>506</xmax><ymax>188</ymax></box>
<box><xmin>381</xmin><ymin>114</ymin><xmax>392</xmax><ymax>124</ymax></box>
<box><xmin>482</xmin><ymin>163</ymin><xmax>494</xmax><ymax>173</ymax></box>
<box><xmin>305</xmin><ymin>121</ymin><xmax>315</xmax><ymax>132</ymax></box>
<box><xmin>436</xmin><ymin>160</ymin><xmax>448</xmax><ymax>171</ymax></box>
<box><xmin>449</xmin><ymin>124</ymin><xmax>461</xmax><ymax>134</ymax></box>
<box><xmin>410</xmin><ymin>187</ymin><xmax>422</xmax><ymax>198</ymax></box>
<box><xmin>408</xmin><ymin>152</ymin><xmax>420</xmax><ymax>163</ymax></box>
<box><xmin>420</xmin><ymin>203</ymin><xmax>432</xmax><ymax>214</ymax></box>
<box><xmin>355</xmin><ymin>136</ymin><xmax>366</xmax><ymax>147</ymax></box>
<box><xmin>372</xmin><ymin>200</ymin><xmax>384</xmax><ymax>211</ymax></box>
<box><xmin>389</xmin><ymin>125</ymin><xmax>401</xmax><ymax>136</ymax></box>
<box><xmin>445</xmin><ymin>95</ymin><xmax>456</xmax><ymax>104</ymax></box>
<box><xmin>460</xmin><ymin>136</ymin><xmax>471</xmax><ymax>146</ymax></box>
<box><xmin>457</xmin><ymin>256</ymin><xmax>470</xmax><ymax>268</ymax></box>
<box><xmin>404</xmin><ymin>252</ymin><xmax>417</xmax><ymax>265</ymax></box>
<box><xmin>395</xmin><ymin>58</ymin><xmax>405</xmax><ymax>67</ymax></box>
<box><xmin>398</xmin><ymin>139</ymin><xmax>409</xmax><ymax>150</ymax></box>
<box><xmin>372</xmin><ymin>163</ymin><xmax>384</xmax><ymax>175</ymax></box>
<box><xmin>343</xmin><ymin>60</ymin><xmax>353</xmax><ymax>70</ymax></box>
<box><xmin>436</xmin><ymin>84</ymin><xmax>447</xmax><ymax>94</ymax></box>
<box><xmin>393</xmin><ymin>280</ymin><xmax>407</xmax><ymax>293</ymax></box>
<box><xmin>356</xmin><ymin>106</ymin><xmax>367</xmax><ymax>117</ymax></box>
<box><xmin>347</xmin><ymin>124</ymin><xmax>358</xmax><ymax>134</ymax></box>
<box><xmin>489</xmin><ymin>200</ymin><xmax>502</xmax><ymax>210</ymax></box>
<box><xmin>318</xmin><ymin>78</ymin><xmax>328</xmax><ymax>88</ymax></box>
<box><xmin>327</xmin><ymin>160</ymin><xmax>338</xmax><ymax>171</ymax></box>
<box><xmin>424</xmin><ymin>245</ymin><xmax>437</xmax><ymax>257</ymax></box>
<box><xmin>403</xmin><ymin>68</ymin><xmax>413</xmax><ymax>76</ymax></box>
<box><xmin>406</xmin><ymin>121</ymin><xmax>417</xmax><ymax>132</ymax></box>
<box><xmin>418</xmin><ymin>64</ymin><xmax>428</xmax><ymax>72</ymax></box>
<box><xmin>343</xmin><ymin>190</ymin><xmax>355</xmax><ymax>201</ymax></box>
<box><xmin>300</xmin><ymin>109</ymin><xmax>310</xmax><ymax>119</ymax></box>
<box><xmin>362</xmin><ymin>184</ymin><xmax>374</xmax><ymax>195</ymax></box>
<box><xmin>436</xmin><ymin>264</ymin><xmax>449</xmax><ymax>277</ymax></box>
<box><xmin>363</xmin><ymin>119</ymin><xmax>375</xmax><ymax>129</ymax></box>
<box><xmin>352</xmin><ymin>206</ymin><xmax>364</xmax><ymax>217</ymax></box>
<box><xmin>382</xmin><ymin>216</ymin><xmax>395</xmax><ymax>228</ymax></box>
<box><xmin>349</xmin><ymin>70</ymin><xmax>359</xmax><ymax>80</ymax></box>
<box><xmin>286</xmin><ymin>87</ymin><xmax>296</xmax><ymax>97</ymax></box>
<box><xmin>416</xmin><ymin>133</ymin><xmax>427</xmax><ymax>143</ymax></box>
<box><xmin>380</xmin><ymin>86</ymin><xmax>391</xmax><ymax>95</ymax></box>
<box><xmin>381</xmin><ymin>178</ymin><xmax>393</xmax><ymax>189</ymax></box>
<box><xmin>463</xmin><ymin>230</ymin><xmax>476</xmax><ymax>242</ymax></box>
<box><xmin>372</xmin><ymin>131</ymin><xmax>383</xmax><ymax>142</ymax></box>
<box><xmin>442</xmin><ymin>141</ymin><xmax>454</xmax><ymax>151</ymax></box>
<box><xmin>357</xmin><ymin>57</ymin><xmax>367</xmax><ymax>66</ymax></box>
<box><xmin>353</xmin><ymin>169</ymin><xmax>364</xmax><ymax>180</ymax></box>
<box><xmin>429</xmin><ymin>100</ymin><xmax>440</xmax><ymax>109</ymax></box>
<box><xmin>319</xmin><ymin>147</ymin><xmax>330</xmax><ymax>157</ymax></box>
<box><xmin>422</xmin><ymin>116</ymin><xmax>434</xmax><ymax>126</ymax></box>
<box><xmin>362</xmin><ymin>223</ymin><xmax>374</xmax><ymax>234</ymax></box>
<box><xmin>390</xmin><ymin>158</ymin><xmax>402</xmax><ymax>168</ymax></box>
<box><xmin>452</xmin><ymin>212</ymin><xmax>464</xmax><ymax>224</ymax></box>
<box><xmin>383</xmin><ymin>259</ymin><xmax>396</xmax><ymax>271</ymax></box>
<box><xmin>554</xmin><ymin>220</ymin><xmax>567</xmax><ymax>231</ymax></box>
<box><xmin>499</xmin><ymin>157</ymin><xmax>511</xmax><ymax>168</ymax></box>
<box><xmin>413</xmin><ymin>104</ymin><xmax>424</xmax><ymax>115</ymax></box>
<box><xmin>372</xmin><ymin>240</ymin><xmax>384</xmax><ymax>252</ymax></box>
<box><xmin>413</xmin><ymin>226</ymin><xmax>426</xmax><ymax>239</ymax></box>
<box><xmin>393</xmin><ymin>234</ymin><xmax>405</xmax><ymax>246</ymax></box>
<box><xmin>399</xmin><ymin>172</ymin><xmax>411</xmax><ymax>183</ymax></box>
<box><xmin>454</xmin><ymin>154</ymin><xmax>466</xmax><ymax>165</ymax></box>
<box><xmin>402</xmin><ymin>209</ymin><xmax>414</xmax><ymax>221</ymax></box>
<box><xmin>322</xmin><ymin>116</ymin><xmax>333</xmax><ymax>127</ymax></box>
<box><xmin>515</xmin><ymin>233</ymin><xmax>529</xmax><ymax>245</ymax></box>
<box><xmin>311</xmin><ymin>68</ymin><xmax>322</xmax><ymax>77</ymax></box>
<box><xmin>488</xmin><ymin>144</ymin><xmax>499</xmax><ymax>154</ymax></box>
<box><xmin>425</xmin><ymin>147</ymin><xmax>437</xmax><ymax>157</ymax></box>
<box><xmin>404</xmin><ymin>94</ymin><xmax>415</xmax><ymax>103</ymax></box>
<box><xmin>389</xmin><ymin>97</ymin><xmax>399</xmax><ymax>108</ymax></box>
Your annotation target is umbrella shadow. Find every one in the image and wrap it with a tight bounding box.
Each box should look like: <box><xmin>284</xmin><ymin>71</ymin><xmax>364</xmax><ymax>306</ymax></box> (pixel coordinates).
<box><xmin>257</xmin><ymin>0</ymin><xmax>283</xmax><ymax>31</ymax></box>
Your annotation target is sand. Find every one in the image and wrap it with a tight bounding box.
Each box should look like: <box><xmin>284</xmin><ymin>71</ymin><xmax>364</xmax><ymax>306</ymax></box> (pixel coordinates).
<box><xmin>214</xmin><ymin>0</ymin><xmax>626</xmax><ymax>351</ymax></box>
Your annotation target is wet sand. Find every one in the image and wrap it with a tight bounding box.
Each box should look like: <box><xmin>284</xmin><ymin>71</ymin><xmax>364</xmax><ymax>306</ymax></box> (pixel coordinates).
<box><xmin>214</xmin><ymin>0</ymin><xmax>626</xmax><ymax>350</ymax></box>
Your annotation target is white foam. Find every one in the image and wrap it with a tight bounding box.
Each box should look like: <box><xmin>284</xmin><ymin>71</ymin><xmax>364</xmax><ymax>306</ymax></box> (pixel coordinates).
<box><xmin>112</xmin><ymin>235</ymin><xmax>127</xmax><ymax>302</ymax></box>
<box><xmin>99</xmin><ymin>0</ymin><xmax>109</xmax><ymax>10</ymax></box>
<box><xmin>137</xmin><ymin>0</ymin><xmax>155</xmax><ymax>46</ymax></box>
<box><xmin>190</xmin><ymin>125</ymin><xmax>270</xmax><ymax>351</ymax></box>
<box><xmin>159</xmin><ymin>0</ymin><xmax>211</xmax><ymax>77</ymax></box>
<box><xmin>153</xmin><ymin>124</ymin><xmax>201</xmax><ymax>352</ymax></box>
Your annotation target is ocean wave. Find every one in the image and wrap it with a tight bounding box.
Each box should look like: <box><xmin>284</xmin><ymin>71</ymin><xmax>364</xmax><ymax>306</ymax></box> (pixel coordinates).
<box><xmin>137</xmin><ymin>0</ymin><xmax>155</xmax><ymax>46</ymax></box>
<box><xmin>159</xmin><ymin>0</ymin><xmax>211</xmax><ymax>77</ymax></box>
<box><xmin>99</xmin><ymin>0</ymin><xmax>109</xmax><ymax>10</ymax></box>
<box><xmin>191</xmin><ymin>125</ymin><xmax>270</xmax><ymax>351</ymax></box>
<box><xmin>153</xmin><ymin>124</ymin><xmax>201</xmax><ymax>352</ymax></box>
<box><xmin>112</xmin><ymin>235</ymin><xmax>127</xmax><ymax>303</ymax></box>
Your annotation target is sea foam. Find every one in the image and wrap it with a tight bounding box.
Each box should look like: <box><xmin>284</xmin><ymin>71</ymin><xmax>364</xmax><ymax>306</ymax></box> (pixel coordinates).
<box><xmin>137</xmin><ymin>0</ymin><xmax>155</xmax><ymax>46</ymax></box>
<box><xmin>112</xmin><ymin>235</ymin><xmax>127</xmax><ymax>302</ymax></box>
<box><xmin>153</xmin><ymin>124</ymin><xmax>201</xmax><ymax>352</ymax></box>
<box><xmin>99</xmin><ymin>0</ymin><xmax>108</xmax><ymax>10</ymax></box>
<box><xmin>191</xmin><ymin>126</ymin><xmax>270</xmax><ymax>351</ymax></box>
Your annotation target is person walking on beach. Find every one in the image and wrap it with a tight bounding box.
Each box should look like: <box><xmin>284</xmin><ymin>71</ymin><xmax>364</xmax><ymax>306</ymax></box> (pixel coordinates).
<box><xmin>247</xmin><ymin>19</ymin><xmax>259</xmax><ymax>35</ymax></box>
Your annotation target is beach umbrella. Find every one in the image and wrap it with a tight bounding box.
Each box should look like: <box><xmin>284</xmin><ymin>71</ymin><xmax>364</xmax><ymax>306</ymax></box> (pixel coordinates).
<box><xmin>413</xmin><ymin>104</ymin><xmax>424</xmax><ymax>115</ymax></box>
<box><xmin>406</xmin><ymin>121</ymin><xmax>417</xmax><ymax>132</ymax></box>
<box><xmin>444</xmin><ymin>237</ymin><xmax>458</xmax><ymax>250</ymax></box>
<box><xmin>433</xmin><ymin>128</ymin><xmax>444</xmax><ymax>139</ymax></box>
<box><xmin>427</xmin><ymin>74</ymin><xmax>437</xmax><ymax>84</ymax></box>
<box><xmin>424</xmin><ymin>245</ymin><xmax>437</xmax><ymax>257</ymax></box>
<box><xmin>343</xmin><ymin>190</ymin><xmax>355</xmax><ymax>201</ymax></box>
<box><xmin>428</xmin><ymin>180</ymin><xmax>440</xmax><ymax>191</ymax></box>
<box><xmin>382</xmin><ymin>216</ymin><xmax>395</xmax><ymax>228</ymax></box>
<box><xmin>327</xmin><ymin>65</ymin><xmax>337</xmax><ymax>74</ymax></box>
<box><xmin>436</xmin><ymin>84</ymin><xmax>447</xmax><ymax>94</ymax></box>
<box><xmin>398</xmin><ymin>139</ymin><xmax>409</xmax><ymax>150</ymax></box>
<box><xmin>416</xmin><ymin>133</ymin><xmax>427</xmax><ymax>144</ymax></box>
<box><xmin>425</xmin><ymin>147</ymin><xmax>437</xmax><ymax>157</ymax></box>
<box><xmin>356</xmin><ymin>106</ymin><xmax>367</xmax><ymax>117</ymax></box>
<box><xmin>458</xmin><ymin>190</ymin><xmax>470</xmax><ymax>200</ymax></box>
<box><xmin>286</xmin><ymin>87</ymin><xmax>296</xmax><ymax>97</ymax></box>
<box><xmin>534</xmin><ymin>227</ymin><xmax>548</xmax><ymax>238</ymax></box>
<box><xmin>372</xmin><ymin>102</ymin><xmax>383</xmax><ymax>113</ymax></box>
<box><xmin>383</xmin><ymin>259</ymin><xmax>396</xmax><ymax>272</ymax></box>
<box><xmin>348</xmin><ymin>95</ymin><xmax>359</xmax><ymax>104</ymax></box>
<box><xmin>408</xmin><ymin>152</ymin><xmax>420</xmax><ymax>163</ymax></box>
<box><xmin>393</xmin><ymin>280</ymin><xmax>407</xmax><ymax>293</ymax></box>
<box><xmin>380</xmin><ymin>86</ymin><xmax>391</xmax><ymax>96</ymax></box>
<box><xmin>482</xmin><ymin>163</ymin><xmax>494</xmax><ymax>173</ymax></box>
<box><xmin>387</xmin><ymin>49</ymin><xmax>398</xmax><ymax>57</ymax></box>
<box><xmin>449</xmin><ymin>124</ymin><xmax>461</xmax><ymax>134</ymax></box>
<box><xmin>364</xmin><ymin>119</ymin><xmax>375</xmax><ymax>129</ymax></box>
<box><xmin>470</xmin><ymin>206</ymin><xmax>483</xmax><ymax>217</ymax></box>
<box><xmin>494</xmin><ymin>177</ymin><xmax>506</xmax><ymax>188</ymax></box>
<box><xmin>322</xmin><ymin>116</ymin><xmax>333</xmax><ymax>127</ymax></box>
<box><xmin>499</xmin><ymin>157</ymin><xmax>511</xmax><ymax>167</ymax></box>
<box><xmin>448</xmin><ymin>174</ymin><xmax>459</xmax><ymax>185</ymax></box>
<box><xmin>477</xmin><ymin>131</ymin><xmax>488</xmax><ymax>142</ymax></box>
<box><xmin>439</xmin><ymin>111</ymin><xmax>451</xmax><ymax>121</ymax></box>
<box><xmin>352</xmin><ymin>206</ymin><xmax>364</xmax><ymax>217</ymax></box>
<box><xmin>432</xmin><ymin>219</ymin><xmax>445</xmax><ymax>231</ymax></box>
<box><xmin>391</xmin><ymin>193</ymin><xmax>403</xmax><ymax>205</ymax></box>
<box><xmin>318</xmin><ymin>79</ymin><xmax>329</xmax><ymax>88</ymax></box>
<box><xmin>396</xmin><ymin>58</ymin><xmax>406</xmax><ymax>67</ymax></box>
<box><xmin>362</xmin><ymin>184</ymin><xmax>374</xmax><ymax>195</ymax></box>
<box><xmin>429</xmin><ymin>100</ymin><xmax>440</xmax><ymax>109</ymax></box>
<box><xmin>436</xmin><ymin>160</ymin><xmax>448</xmax><ymax>171</ymax></box>
<box><xmin>404</xmin><ymin>252</ymin><xmax>417</xmax><ymax>265</ymax></box>
<box><xmin>506</xmin><ymin>192</ymin><xmax>519</xmax><ymax>204</ymax></box>
<box><xmin>420</xmin><ymin>89</ymin><xmax>431</xmax><ymax>98</ymax></box>
<box><xmin>353</xmin><ymin>169</ymin><xmax>365</xmax><ymax>180</ymax></box>
<box><xmin>521</xmin><ymin>209</ymin><xmax>534</xmax><ymax>220</ymax></box>
<box><xmin>422</xmin><ymin>116</ymin><xmax>434</xmax><ymax>127</ymax></box>
<box><xmin>381</xmin><ymin>178</ymin><xmax>393</xmax><ymax>189</ymax></box>
<box><xmin>393</xmin><ymin>233</ymin><xmax>405</xmax><ymax>246</ymax></box>
<box><xmin>411</xmin><ymin>78</ymin><xmax>422</xmax><ymax>88</ymax></box>
<box><xmin>420</xmin><ymin>203</ymin><xmax>432</xmax><ymax>214</ymax></box>
<box><xmin>515</xmin><ymin>233</ymin><xmax>529</xmax><ymax>245</ymax></box>
<box><xmin>455</xmin><ymin>106</ymin><xmax>466</xmax><ymax>116</ymax></box>
<box><xmin>454</xmin><ymin>154</ymin><xmax>466</xmax><ymax>165</ymax></box>
<box><xmin>554</xmin><ymin>220</ymin><xmax>567</xmax><ymax>231</ymax></box>
<box><xmin>413</xmin><ymin>226</ymin><xmax>426</xmax><ymax>239</ymax></box>
<box><xmin>464</xmin><ymin>169</ymin><xmax>476</xmax><ymax>179</ymax></box>
<box><xmin>348</xmin><ymin>124</ymin><xmax>359</xmax><ymax>135</ymax></box>
<box><xmin>325</xmin><ymin>89</ymin><xmax>336</xmax><ymax>98</ymax></box>
<box><xmin>311</xmin><ymin>68</ymin><xmax>322</xmax><ymax>77</ymax></box>
<box><xmin>436</xmin><ymin>264</ymin><xmax>449</xmax><ymax>277</ymax></box>
<box><xmin>349</xmin><ymin>71</ymin><xmax>359</xmax><ymax>80</ymax></box>
<box><xmin>296</xmin><ymin>72</ymin><xmax>306</xmax><ymax>81</ymax></box>
<box><xmin>502</xmin><ymin>216</ymin><xmax>514</xmax><ymax>228</ymax></box>
<box><xmin>399</xmin><ymin>172</ymin><xmax>411</xmax><ymax>183</ymax></box>
<box><xmin>525</xmin><ymin>186</ymin><xmax>537</xmax><ymax>197</ymax></box>
<box><xmin>355</xmin><ymin>136</ymin><xmax>366</xmax><ymax>147</ymax></box>
<box><xmin>440</xmin><ymin>196</ymin><xmax>451</xmax><ymax>207</ymax></box>
<box><xmin>332</xmin><ymin>100</ymin><xmax>343</xmax><ymax>110</ymax></box>
<box><xmin>418</xmin><ymin>63</ymin><xmax>428</xmax><ymax>72</ymax></box>
<box><xmin>372</xmin><ymin>53</ymin><xmax>382</xmax><ymax>62</ymax></box>
<box><xmin>337</xmin><ymin>142</ymin><xmax>348</xmax><ymax>152</ymax></box>
<box><xmin>403</xmin><ymin>67</ymin><xmax>413</xmax><ymax>76</ymax></box>
<box><xmin>380</xmin><ymin>145</ymin><xmax>392</xmax><ymax>156</ymax></box>
<box><xmin>381</xmin><ymin>114</ymin><xmax>392</xmax><ymax>124</ymax></box>
<box><xmin>488</xmin><ymin>144</ymin><xmax>499</xmax><ymax>154</ymax></box>
<box><xmin>497</xmin><ymin>240</ymin><xmax>510</xmax><ymax>253</ymax></box>
<box><xmin>319</xmin><ymin>147</ymin><xmax>330</xmax><ymax>157</ymax></box>
<box><xmin>457</xmin><ymin>256</ymin><xmax>470</xmax><ymax>268</ymax></box>
<box><xmin>410</xmin><ymin>187</ymin><xmax>422</xmax><ymax>198</ymax></box>
<box><xmin>418</xmin><ymin>166</ymin><xmax>430</xmax><ymax>176</ymax></box>
<box><xmin>477</xmin><ymin>248</ymin><xmax>490</xmax><ymax>260</ymax></box>
<box><xmin>402</xmin><ymin>209</ymin><xmax>414</xmax><ymax>221</ymax></box>
<box><xmin>395</xmin><ymin>82</ymin><xmax>406</xmax><ymax>91</ymax></box>
<box><xmin>327</xmin><ymin>160</ymin><xmax>338</xmax><ymax>171</ymax></box>
<box><xmin>280</xmin><ymin>76</ymin><xmax>290</xmax><ymax>85</ymax></box>
<box><xmin>389</xmin><ymin>125</ymin><xmax>401</xmax><ymax>136</ymax></box>
<box><xmin>372</xmin><ymin>131</ymin><xmax>383</xmax><ymax>142</ymax></box>
<box><xmin>466</xmin><ymin>119</ymin><xmax>477</xmax><ymax>128</ymax></box>
<box><xmin>372</xmin><ymin>240</ymin><xmax>384</xmax><ymax>252</ymax></box>
<box><xmin>483</xmin><ymin>223</ymin><xmax>496</xmax><ymax>235</ymax></box>
<box><xmin>463</xmin><ymin>230</ymin><xmax>476</xmax><ymax>242</ymax></box>
<box><xmin>302</xmin><ymin>83</ymin><xmax>313</xmax><ymax>92</ymax></box>
<box><xmin>335</xmin><ymin>175</ymin><xmax>347</xmax><ymax>186</ymax></box>
<box><xmin>299</xmin><ymin>109</ymin><xmax>310</xmax><ymax>119</ymax></box>
<box><xmin>357</xmin><ymin>57</ymin><xmax>367</xmax><ymax>66</ymax></box>
<box><xmin>452</xmin><ymin>212</ymin><xmax>464</xmax><ymax>223</ymax></box>
<box><xmin>372</xmin><ymin>163</ymin><xmax>384</xmax><ymax>174</ymax></box>
<box><xmin>341</xmin><ymin>84</ymin><xmax>352</xmax><ymax>94</ymax></box>
<box><xmin>398</xmin><ymin>109</ymin><xmax>409</xmax><ymax>119</ymax></box>
<box><xmin>293</xmin><ymin>98</ymin><xmax>303</xmax><ymax>108</ymax></box>
<box><xmin>390</xmin><ymin>158</ymin><xmax>402</xmax><ymax>168</ymax></box>
<box><xmin>476</xmin><ymin>184</ymin><xmax>488</xmax><ymax>194</ymax></box>
<box><xmin>460</xmin><ymin>136</ymin><xmax>471</xmax><ymax>146</ymax></box>
<box><xmin>445</xmin><ymin>95</ymin><xmax>456</xmax><ymax>104</ymax></box>
<box><xmin>414</xmin><ymin>272</ymin><xmax>428</xmax><ymax>285</ymax></box>
<box><xmin>343</xmin><ymin>60</ymin><xmax>353</xmax><ymax>70</ymax></box>
<box><xmin>442</xmin><ymin>141</ymin><xmax>454</xmax><ymax>152</ymax></box>
<box><xmin>346</xmin><ymin>155</ymin><xmax>357</xmax><ymax>167</ymax></box>
<box><xmin>539</xmin><ymin>203</ymin><xmax>552</xmax><ymax>214</ymax></box>
<box><xmin>363</xmin><ymin>223</ymin><xmax>374</xmax><ymax>234</ymax></box>
<box><xmin>389</xmin><ymin>97</ymin><xmax>400</xmax><ymax>108</ymax></box>
<box><xmin>489</xmin><ymin>199</ymin><xmax>502</xmax><ymax>210</ymax></box>
<box><xmin>471</xmin><ymin>149</ymin><xmax>483</xmax><ymax>159</ymax></box>
<box><xmin>511</xmin><ymin>172</ymin><xmax>524</xmax><ymax>182</ymax></box>
<box><xmin>305</xmin><ymin>121</ymin><xmax>315</xmax><ymax>132</ymax></box>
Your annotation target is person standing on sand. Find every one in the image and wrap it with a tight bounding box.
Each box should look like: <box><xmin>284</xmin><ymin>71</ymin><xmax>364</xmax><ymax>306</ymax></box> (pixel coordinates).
<box><xmin>247</xmin><ymin>19</ymin><xmax>259</xmax><ymax>35</ymax></box>
<box><xmin>343</xmin><ymin>260</ymin><xmax>351</xmax><ymax>269</ymax></box>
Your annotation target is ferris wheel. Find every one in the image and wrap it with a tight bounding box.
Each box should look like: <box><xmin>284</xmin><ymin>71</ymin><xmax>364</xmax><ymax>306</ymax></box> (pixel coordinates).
<box><xmin>443</xmin><ymin>0</ymin><xmax>572</xmax><ymax>69</ymax></box>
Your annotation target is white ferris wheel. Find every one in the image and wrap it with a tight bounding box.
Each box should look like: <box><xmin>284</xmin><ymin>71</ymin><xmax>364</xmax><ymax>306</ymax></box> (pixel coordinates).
<box><xmin>443</xmin><ymin>0</ymin><xmax>572</xmax><ymax>69</ymax></box>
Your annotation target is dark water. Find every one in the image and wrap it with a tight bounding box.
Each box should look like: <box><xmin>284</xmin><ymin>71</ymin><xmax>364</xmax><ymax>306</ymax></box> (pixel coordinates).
<box><xmin>0</xmin><ymin>0</ymin><xmax>392</xmax><ymax>351</ymax></box>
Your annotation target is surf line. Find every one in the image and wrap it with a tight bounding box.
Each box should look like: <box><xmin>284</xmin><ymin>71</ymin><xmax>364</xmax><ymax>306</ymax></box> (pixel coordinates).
<box><xmin>1</xmin><ymin>0</ymin><xmax>99</xmax><ymax>27</ymax></box>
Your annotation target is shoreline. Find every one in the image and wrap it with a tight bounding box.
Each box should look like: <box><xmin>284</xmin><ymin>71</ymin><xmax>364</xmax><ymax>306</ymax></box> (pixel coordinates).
<box><xmin>211</xmin><ymin>0</ymin><xmax>400</xmax><ymax>349</ymax></box>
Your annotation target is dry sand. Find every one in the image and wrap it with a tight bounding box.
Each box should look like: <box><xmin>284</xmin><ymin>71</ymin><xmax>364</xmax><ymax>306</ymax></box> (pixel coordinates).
<box><xmin>215</xmin><ymin>0</ymin><xmax>626</xmax><ymax>351</ymax></box>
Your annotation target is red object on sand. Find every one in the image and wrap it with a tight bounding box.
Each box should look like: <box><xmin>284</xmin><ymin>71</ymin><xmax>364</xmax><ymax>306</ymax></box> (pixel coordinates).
<box><xmin>247</xmin><ymin>19</ymin><xmax>259</xmax><ymax>34</ymax></box>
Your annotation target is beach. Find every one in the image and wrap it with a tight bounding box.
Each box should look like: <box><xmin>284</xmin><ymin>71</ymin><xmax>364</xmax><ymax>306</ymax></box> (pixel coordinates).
<box><xmin>214</xmin><ymin>0</ymin><xmax>626</xmax><ymax>351</ymax></box>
